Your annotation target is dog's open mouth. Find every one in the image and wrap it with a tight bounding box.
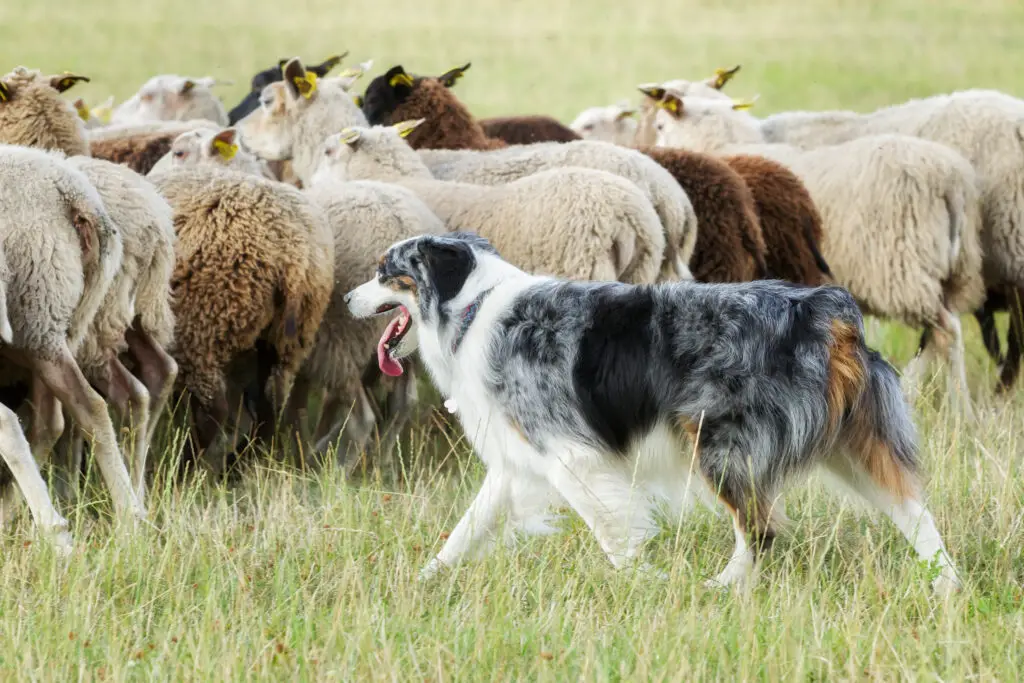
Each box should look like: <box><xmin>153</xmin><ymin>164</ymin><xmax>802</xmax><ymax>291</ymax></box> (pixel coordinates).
<box><xmin>377</xmin><ymin>304</ymin><xmax>411</xmax><ymax>377</ymax></box>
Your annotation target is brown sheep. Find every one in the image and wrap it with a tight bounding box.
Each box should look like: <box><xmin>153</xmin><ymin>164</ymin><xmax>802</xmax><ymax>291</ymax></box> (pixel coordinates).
<box><xmin>0</xmin><ymin>67</ymin><xmax>89</xmax><ymax>155</ymax></box>
<box><xmin>721</xmin><ymin>154</ymin><xmax>832</xmax><ymax>286</ymax></box>
<box><xmin>480</xmin><ymin>115</ymin><xmax>581</xmax><ymax>144</ymax></box>
<box><xmin>147</xmin><ymin>166</ymin><xmax>334</xmax><ymax>471</ymax></box>
<box><xmin>361</xmin><ymin>64</ymin><xmax>768</xmax><ymax>283</ymax></box>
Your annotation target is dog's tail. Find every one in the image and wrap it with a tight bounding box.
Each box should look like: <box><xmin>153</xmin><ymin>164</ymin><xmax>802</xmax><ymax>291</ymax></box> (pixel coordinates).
<box><xmin>825</xmin><ymin>319</ymin><xmax>919</xmax><ymax>500</ymax></box>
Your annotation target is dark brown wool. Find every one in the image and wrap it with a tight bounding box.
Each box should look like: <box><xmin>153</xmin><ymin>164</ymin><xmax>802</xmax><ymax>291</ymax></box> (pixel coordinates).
<box><xmin>480</xmin><ymin>115</ymin><xmax>581</xmax><ymax>145</ymax></box>
<box><xmin>89</xmin><ymin>132</ymin><xmax>178</xmax><ymax>176</ymax></box>
<box><xmin>638</xmin><ymin>147</ymin><xmax>767</xmax><ymax>283</ymax></box>
<box><xmin>721</xmin><ymin>154</ymin><xmax>833</xmax><ymax>287</ymax></box>
<box><xmin>388</xmin><ymin>79</ymin><xmax>505</xmax><ymax>151</ymax></box>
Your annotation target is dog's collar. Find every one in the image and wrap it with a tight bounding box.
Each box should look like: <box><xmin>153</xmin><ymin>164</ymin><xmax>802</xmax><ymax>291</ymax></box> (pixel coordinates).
<box><xmin>451</xmin><ymin>288</ymin><xmax>494</xmax><ymax>355</ymax></box>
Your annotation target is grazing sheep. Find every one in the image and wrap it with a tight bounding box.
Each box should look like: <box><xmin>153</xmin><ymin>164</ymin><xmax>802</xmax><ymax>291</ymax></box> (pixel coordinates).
<box><xmin>0</xmin><ymin>144</ymin><xmax>145</xmax><ymax>521</ymax></box>
<box><xmin>479</xmin><ymin>115</ymin><xmax>582</xmax><ymax>144</ymax></box>
<box><xmin>312</xmin><ymin>121</ymin><xmax>666</xmax><ymax>285</ymax></box>
<box><xmin>575</xmin><ymin>99</ymin><xmax>832</xmax><ymax>286</ymax></box>
<box><xmin>645</xmin><ymin>91</ymin><xmax>986</xmax><ymax>417</ymax></box>
<box><xmin>0</xmin><ymin>66</ymin><xmax>89</xmax><ymax>155</ymax></box>
<box><xmin>147</xmin><ymin>166</ymin><xmax>334</xmax><ymax>469</ymax></box>
<box><xmin>235</xmin><ymin>57</ymin><xmax>368</xmax><ymax>187</ymax></box>
<box><xmin>227</xmin><ymin>53</ymin><xmax>372</xmax><ymax>125</ymax></box>
<box><xmin>60</xmin><ymin>156</ymin><xmax>177</xmax><ymax>503</ymax></box>
<box><xmin>358</xmin><ymin>65</ymin><xmax>696</xmax><ymax>282</ymax></box>
<box><xmin>111</xmin><ymin>75</ymin><xmax>233</xmax><ymax>126</ymax></box>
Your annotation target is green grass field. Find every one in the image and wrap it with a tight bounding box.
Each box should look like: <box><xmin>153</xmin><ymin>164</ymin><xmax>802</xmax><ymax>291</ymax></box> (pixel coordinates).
<box><xmin>3</xmin><ymin>0</ymin><xmax>1024</xmax><ymax>679</ymax></box>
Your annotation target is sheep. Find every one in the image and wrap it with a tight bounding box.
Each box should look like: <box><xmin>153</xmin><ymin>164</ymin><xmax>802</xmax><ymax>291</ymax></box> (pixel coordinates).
<box><xmin>644</xmin><ymin>90</ymin><xmax>986</xmax><ymax>418</ymax></box>
<box><xmin>58</xmin><ymin>156</ymin><xmax>177</xmax><ymax>504</ymax></box>
<box><xmin>691</xmin><ymin>77</ymin><xmax>1024</xmax><ymax>391</ymax></box>
<box><xmin>0</xmin><ymin>66</ymin><xmax>89</xmax><ymax>155</ymax></box>
<box><xmin>311</xmin><ymin>120</ymin><xmax>666</xmax><ymax>285</ymax></box>
<box><xmin>72</xmin><ymin>95</ymin><xmax>114</xmax><ymax>129</ymax></box>
<box><xmin>227</xmin><ymin>53</ymin><xmax>372</xmax><ymax>125</ymax></box>
<box><xmin>150</xmin><ymin>127</ymin><xmax>276</xmax><ymax>179</ymax></box>
<box><xmin>0</xmin><ymin>144</ymin><xmax>145</xmax><ymax>522</ymax></box>
<box><xmin>146</xmin><ymin>165</ymin><xmax>334</xmax><ymax>470</ymax></box>
<box><xmin>234</xmin><ymin>57</ymin><xmax>369</xmax><ymax>187</ymax></box>
<box><xmin>88</xmin><ymin>119</ymin><xmax>222</xmax><ymax>176</ymax></box>
<box><xmin>111</xmin><ymin>75</ymin><xmax>233</xmax><ymax>126</ymax></box>
<box><xmin>573</xmin><ymin>98</ymin><xmax>832</xmax><ymax>287</ymax></box>
<box><xmin>357</xmin><ymin>64</ymin><xmax>696</xmax><ymax>282</ymax></box>
<box><xmin>479</xmin><ymin>115</ymin><xmax>582</xmax><ymax>144</ymax></box>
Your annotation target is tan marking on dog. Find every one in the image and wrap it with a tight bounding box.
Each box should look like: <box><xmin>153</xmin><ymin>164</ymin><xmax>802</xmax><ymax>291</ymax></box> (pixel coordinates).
<box><xmin>858</xmin><ymin>436</ymin><xmax>916</xmax><ymax>501</ymax></box>
<box><xmin>825</xmin><ymin>320</ymin><xmax>867</xmax><ymax>435</ymax></box>
<box><xmin>387</xmin><ymin>275</ymin><xmax>417</xmax><ymax>292</ymax></box>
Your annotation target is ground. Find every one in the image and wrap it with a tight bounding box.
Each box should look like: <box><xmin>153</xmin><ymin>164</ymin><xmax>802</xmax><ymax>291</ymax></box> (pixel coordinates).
<box><xmin>2</xmin><ymin>0</ymin><xmax>1024</xmax><ymax>679</ymax></box>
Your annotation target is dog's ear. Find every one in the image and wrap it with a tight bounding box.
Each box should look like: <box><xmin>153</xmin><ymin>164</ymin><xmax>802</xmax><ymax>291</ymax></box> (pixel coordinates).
<box><xmin>417</xmin><ymin>238</ymin><xmax>476</xmax><ymax>304</ymax></box>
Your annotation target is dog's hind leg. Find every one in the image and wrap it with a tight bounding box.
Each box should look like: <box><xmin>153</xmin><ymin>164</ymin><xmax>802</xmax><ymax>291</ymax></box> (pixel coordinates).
<box><xmin>822</xmin><ymin>454</ymin><xmax>960</xmax><ymax>597</ymax></box>
<box><xmin>546</xmin><ymin>451</ymin><xmax>660</xmax><ymax>570</ymax></box>
<box><xmin>420</xmin><ymin>467</ymin><xmax>511</xmax><ymax>581</ymax></box>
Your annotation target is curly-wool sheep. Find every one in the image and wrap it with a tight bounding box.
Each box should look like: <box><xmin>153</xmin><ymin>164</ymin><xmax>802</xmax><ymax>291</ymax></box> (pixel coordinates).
<box><xmin>235</xmin><ymin>57</ymin><xmax>369</xmax><ymax>187</ymax></box>
<box><xmin>479</xmin><ymin>115</ymin><xmax>581</xmax><ymax>144</ymax></box>
<box><xmin>313</xmin><ymin>121</ymin><xmax>666</xmax><ymax>285</ymax></box>
<box><xmin>0</xmin><ymin>144</ymin><xmax>145</xmax><ymax>521</ymax></box>
<box><xmin>0</xmin><ymin>66</ymin><xmax>89</xmax><ymax>155</ymax></box>
<box><xmin>147</xmin><ymin>166</ymin><xmax>334</xmax><ymax>469</ymax></box>
<box><xmin>111</xmin><ymin>75</ymin><xmax>232</xmax><ymax>126</ymax></box>
<box><xmin>227</xmin><ymin>52</ymin><xmax>372</xmax><ymax>125</ymax></box>
<box><xmin>646</xmin><ymin>91</ymin><xmax>986</xmax><ymax>417</ymax></box>
<box><xmin>574</xmin><ymin>100</ymin><xmax>832</xmax><ymax>286</ymax></box>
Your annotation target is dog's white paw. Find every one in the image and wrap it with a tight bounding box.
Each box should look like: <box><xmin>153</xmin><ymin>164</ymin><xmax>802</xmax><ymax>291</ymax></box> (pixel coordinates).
<box><xmin>931</xmin><ymin>568</ymin><xmax>962</xmax><ymax>598</ymax></box>
<box><xmin>418</xmin><ymin>557</ymin><xmax>447</xmax><ymax>582</ymax></box>
<box><xmin>704</xmin><ymin>557</ymin><xmax>753</xmax><ymax>590</ymax></box>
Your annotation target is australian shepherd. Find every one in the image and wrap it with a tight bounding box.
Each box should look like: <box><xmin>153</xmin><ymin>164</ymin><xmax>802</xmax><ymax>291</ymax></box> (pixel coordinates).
<box><xmin>345</xmin><ymin>232</ymin><xmax>960</xmax><ymax>595</ymax></box>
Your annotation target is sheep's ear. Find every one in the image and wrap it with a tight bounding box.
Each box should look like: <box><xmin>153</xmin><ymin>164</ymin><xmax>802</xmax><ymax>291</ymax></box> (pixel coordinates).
<box><xmin>730</xmin><ymin>95</ymin><xmax>759</xmax><ymax>111</ymax></box>
<box><xmin>637</xmin><ymin>83</ymin><xmax>667</xmax><ymax>102</ymax></box>
<box><xmin>51</xmin><ymin>73</ymin><xmax>90</xmax><ymax>93</ymax></box>
<box><xmin>337</xmin><ymin>127</ymin><xmax>362</xmax><ymax>147</ymax></box>
<box><xmin>282</xmin><ymin>58</ymin><xmax>317</xmax><ymax>100</ymax></box>
<box><xmin>386</xmin><ymin>66</ymin><xmax>414</xmax><ymax>89</ymax></box>
<box><xmin>180</xmin><ymin>79</ymin><xmax>196</xmax><ymax>95</ymax></box>
<box><xmin>656</xmin><ymin>92</ymin><xmax>684</xmax><ymax>117</ymax></box>
<box><xmin>437</xmin><ymin>63</ymin><xmax>471</xmax><ymax>88</ymax></box>
<box><xmin>92</xmin><ymin>95</ymin><xmax>115</xmax><ymax>122</ymax></box>
<box><xmin>352</xmin><ymin>94</ymin><xmax>364</xmax><ymax>108</ymax></box>
<box><xmin>393</xmin><ymin>118</ymin><xmax>425</xmax><ymax>138</ymax></box>
<box><xmin>195</xmin><ymin>77</ymin><xmax>233</xmax><ymax>88</ymax></box>
<box><xmin>0</xmin><ymin>82</ymin><xmax>8</xmax><ymax>102</ymax></box>
<box><xmin>709</xmin><ymin>65</ymin><xmax>741</xmax><ymax>90</ymax></box>
<box><xmin>312</xmin><ymin>52</ymin><xmax>349</xmax><ymax>76</ymax></box>
<box><xmin>615</xmin><ymin>107</ymin><xmax>636</xmax><ymax>121</ymax></box>
<box><xmin>210</xmin><ymin>128</ymin><xmax>239</xmax><ymax>160</ymax></box>
<box><xmin>73</xmin><ymin>98</ymin><xmax>90</xmax><ymax>121</ymax></box>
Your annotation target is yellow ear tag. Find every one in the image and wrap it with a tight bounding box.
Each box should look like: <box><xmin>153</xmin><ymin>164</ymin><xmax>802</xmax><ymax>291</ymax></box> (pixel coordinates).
<box><xmin>337</xmin><ymin>128</ymin><xmax>362</xmax><ymax>145</ymax></box>
<box><xmin>294</xmin><ymin>71</ymin><xmax>318</xmax><ymax>99</ymax></box>
<box><xmin>615</xmin><ymin>109</ymin><xmax>635</xmax><ymax>121</ymax></box>
<box><xmin>388</xmin><ymin>72</ymin><xmax>414</xmax><ymax>88</ymax></box>
<box><xmin>74</xmin><ymin>99</ymin><xmax>90</xmax><ymax>121</ymax></box>
<box><xmin>352</xmin><ymin>95</ymin><xmax>364</xmax><ymax>108</ymax></box>
<box><xmin>713</xmin><ymin>65</ymin><xmax>741</xmax><ymax>89</ymax></box>
<box><xmin>213</xmin><ymin>138</ymin><xmax>238</xmax><ymax>161</ymax></box>
<box><xmin>731</xmin><ymin>96</ymin><xmax>758</xmax><ymax>111</ymax></box>
<box><xmin>657</xmin><ymin>98</ymin><xmax>679</xmax><ymax>113</ymax></box>
<box><xmin>338</xmin><ymin>66</ymin><xmax>364</xmax><ymax>79</ymax></box>
<box><xmin>0</xmin><ymin>84</ymin><xmax>8</xmax><ymax>103</ymax></box>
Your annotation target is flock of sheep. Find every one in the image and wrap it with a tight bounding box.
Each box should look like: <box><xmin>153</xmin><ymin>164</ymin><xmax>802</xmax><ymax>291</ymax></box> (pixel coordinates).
<box><xmin>0</xmin><ymin>53</ymin><xmax>1020</xmax><ymax>553</ymax></box>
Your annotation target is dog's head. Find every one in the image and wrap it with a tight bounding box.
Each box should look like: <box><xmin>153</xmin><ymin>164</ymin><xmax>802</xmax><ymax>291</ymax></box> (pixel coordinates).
<box><xmin>345</xmin><ymin>232</ymin><xmax>498</xmax><ymax>376</ymax></box>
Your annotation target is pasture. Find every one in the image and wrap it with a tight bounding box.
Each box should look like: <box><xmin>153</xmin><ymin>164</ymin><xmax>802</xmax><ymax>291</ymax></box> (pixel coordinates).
<box><xmin>2</xmin><ymin>0</ymin><xmax>1024</xmax><ymax>679</ymax></box>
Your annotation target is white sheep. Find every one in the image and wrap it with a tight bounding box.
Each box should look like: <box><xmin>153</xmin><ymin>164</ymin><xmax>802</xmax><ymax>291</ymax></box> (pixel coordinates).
<box><xmin>643</xmin><ymin>91</ymin><xmax>986</xmax><ymax>419</ymax></box>
<box><xmin>313</xmin><ymin>121</ymin><xmax>667</xmax><ymax>285</ymax></box>
<box><xmin>111</xmin><ymin>75</ymin><xmax>233</xmax><ymax>126</ymax></box>
<box><xmin>0</xmin><ymin>144</ymin><xmax>144</xmax><ymax>522</ymax></box>
<box><xmin>149</xmin><ymin>127</ymin><xmax>276</xmax><ymax>179</ymax></box>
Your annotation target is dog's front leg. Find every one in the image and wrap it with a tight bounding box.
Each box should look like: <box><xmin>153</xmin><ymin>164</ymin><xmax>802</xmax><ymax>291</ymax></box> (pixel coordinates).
<box><xmin>420</xmin><ymin>468</ymin><xmax>510</xmax><ymax>581</ymax></box>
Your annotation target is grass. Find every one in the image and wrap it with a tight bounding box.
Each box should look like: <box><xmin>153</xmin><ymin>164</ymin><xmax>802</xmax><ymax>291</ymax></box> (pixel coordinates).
<box><xmin>3</xmin><ymin>0</ymin><xmax>1024</xmax><ymax>679</ymax></box>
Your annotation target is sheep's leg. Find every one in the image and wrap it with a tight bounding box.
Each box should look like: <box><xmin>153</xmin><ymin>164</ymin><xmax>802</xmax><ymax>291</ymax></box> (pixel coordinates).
<box><xmin>191</xmin><ymin>385</ymin><xmax>232</xmax><ymax>477</ymax></box>
<box><xmin>124</xmin><ymin>326</ymin><xmax>178</xmax><ymax>443</ymax></box>
<box><xmin>32</xmin><ymin>344</ymin><xmax>145</xmax><ymax>522</ymax></box>
<box><xmin>315</xmin><ymin>387</ymin><xmax>376</xmax><ymax>474</ymax></box>
<box><xmin>974</xmin><ymin>298</ymin><xmax>1003</xmax><ymax>365</ymax></box>
<box><xmin>49</xmin><ymin>418</ymin><xmax>83</xmax><ymax>505</ymax></box>
<box><xmin>28</xmin><ymin>375</ymin><xmax>64</xmax><ymax>466</ymax></box>
<box><xmin>901</xmin><ymin>326</ymin><xmax>937</xmax><ymax>405</ymax></box>
<box><xmin>92</xmin><ymin>357</ymin><xmax>151</xmax><ymax>505</ymax></box>
<box><xmin>0</xmin><ymin>403</ymin><xmax>72</xmax><ymax>553</ymax></box>
<box><xmin>374</xmin><ymin>365</ymin><xmax>419</xmax><ymax>465</ymax></box>
<box><xmin>934</xmin><ymin>309</ymin><xmax>975</xmax><ymax>422</ymax></box>
<box><xmin>282</xmin><ymin>373</ymin><xmax>314</xmax><ymax>451</ymax></box>
<box><xmin>997</xmin><ymin>287</ymin><xmax>1024</xmax><ymax>393</ymax></box>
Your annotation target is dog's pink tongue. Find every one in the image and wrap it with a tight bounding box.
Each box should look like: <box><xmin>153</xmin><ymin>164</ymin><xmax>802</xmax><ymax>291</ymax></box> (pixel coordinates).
<box><xmin>377</xmin><ymin>315</ymin><xmax>405</xmax><ymax>377</ymax></box>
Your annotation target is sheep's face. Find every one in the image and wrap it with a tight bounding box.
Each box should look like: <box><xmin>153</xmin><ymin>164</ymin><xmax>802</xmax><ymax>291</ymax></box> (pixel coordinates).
<box><xmin>235</xmin><ymin>81</ymin><xmax>296</xmax><ymax>161</ymax></box>
<box><xmin>169</xmin><ymin>128</ymin><xmax>246</xmax><ymax>169</ymax></box>
<box><xmin>569</xmin><ymin>103</ymin><xmax>638</xmax><ymax>146</ymax></box>
<box><xmin>111</xmin><ymin>75</ymin><xmax>227</xmax><ymax>125</ymax></box>
<box><xmin>360</xmin><ymin>66</ymin><xmax>416</xmax><ymax>126</ymax></box>
<box><xmin>311</xmin><ymin>120</ymin><xmax>425</xmax><ymax>184</ymax></box>
<box><xmin>227</xmin><ymin>53</ymin><xmax>361</xmax><ymax>125</ymax></box>
<box><xmin>345</xmin><ymin>232</ymin><xmax>497</xmax><ymax>375</ymax></box>
<box><xmin>0</xmin><ymin>68</ymin><xmax>89</xmax><ymax>154</ymax></box>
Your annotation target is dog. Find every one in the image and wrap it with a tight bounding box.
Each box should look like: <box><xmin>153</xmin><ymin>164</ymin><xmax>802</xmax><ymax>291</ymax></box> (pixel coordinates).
<box><xmin>344</xmin><ymin>231</ymin><xmax>961</xmax><ymax>595</ymax></box>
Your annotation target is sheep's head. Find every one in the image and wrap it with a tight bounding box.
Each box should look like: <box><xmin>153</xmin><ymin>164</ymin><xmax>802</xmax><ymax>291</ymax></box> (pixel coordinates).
<box><xmin>569</xmin><ymin>101</ymin><xmax>638</xmax><ymax>145</ymax></box>
<box><xmin>637</xmin><ymin>85</ymin><xmax>760</xmax><ymax>151</ymax></box>
<box><xmin>227</xmin><ymin>51</ymin><xmax>369</xmax><ymax>124</ymax></box>
<box><xmin>111</xmin><ymin>74</ymin><xmax>231</xmax><ymax>126</ymax></box>
<box><xmin>169</xmin><ymin>127</ymin><xmax>245</xmax><ymax>167</ymax></box>
<box><xmin>0</xmin><ymin>67</ymin><xmax>90</xmax><ymax>155</ymax></box>
<box><xmin>655</xmin><ymin>65</ymin><xmax>742</xmax><ymax>101</ymax></box>
<box><xmin>310</xmin><ymin>119</ymin><xmax>425</xmax><ymax>186</ymax></box>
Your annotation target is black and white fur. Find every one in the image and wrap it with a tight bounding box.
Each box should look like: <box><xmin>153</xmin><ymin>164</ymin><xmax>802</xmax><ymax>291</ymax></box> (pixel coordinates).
<box><xmin>345</xmin><ymin>232</ymin><xmax>961</xmax><ymax>594</ymax></box>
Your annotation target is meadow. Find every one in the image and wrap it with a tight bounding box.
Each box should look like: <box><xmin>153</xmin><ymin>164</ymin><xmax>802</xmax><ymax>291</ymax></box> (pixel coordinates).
<box><xmin>2</xmin><ymin>0</ymin><xmax>1024</xmax><ymax>679</ymax></box>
